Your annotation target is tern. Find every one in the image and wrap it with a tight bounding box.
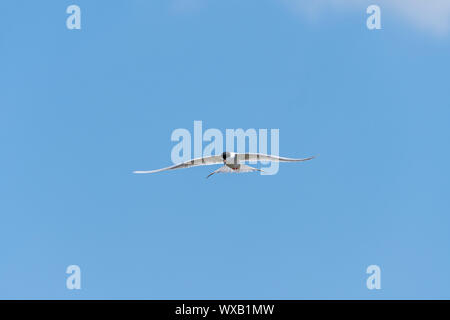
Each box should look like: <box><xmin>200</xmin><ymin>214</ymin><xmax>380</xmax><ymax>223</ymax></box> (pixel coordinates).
<box><xmin>133</xmin><ymin>152</ymin><xmax>314</xmax><ymax>178</ymax></box>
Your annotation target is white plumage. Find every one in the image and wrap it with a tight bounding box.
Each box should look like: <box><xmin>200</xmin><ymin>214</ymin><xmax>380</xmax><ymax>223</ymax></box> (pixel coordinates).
<box><xmin>133</xmin><ymin>152</ymin><xmax>314</xmax><ymax>178</ymax></box>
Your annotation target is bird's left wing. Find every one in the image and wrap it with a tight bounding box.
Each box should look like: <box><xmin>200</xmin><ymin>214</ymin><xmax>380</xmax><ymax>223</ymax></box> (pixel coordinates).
<box><xmin>133</xmin><ymin>155</ymin><xmax>223</xmax><ymax>174</ymax></box>
<box><xmin>236</xmin><ymin>153</ymin><xmax>315</xmax><ymax>162</ymax></box>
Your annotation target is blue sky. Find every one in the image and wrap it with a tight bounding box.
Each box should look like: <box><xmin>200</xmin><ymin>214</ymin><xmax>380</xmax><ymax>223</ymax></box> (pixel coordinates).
<box><xmin>1</xmin><ymin>0</ymin><xmax>450</xmax><ymax>299</ymax></box>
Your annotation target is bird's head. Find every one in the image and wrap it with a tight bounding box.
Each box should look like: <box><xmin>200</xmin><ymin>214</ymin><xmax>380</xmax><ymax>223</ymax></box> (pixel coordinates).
<box><xmin>222</xmin><ymin>151</ymin><xmax>230</xmax><ymax>161</ymax></box>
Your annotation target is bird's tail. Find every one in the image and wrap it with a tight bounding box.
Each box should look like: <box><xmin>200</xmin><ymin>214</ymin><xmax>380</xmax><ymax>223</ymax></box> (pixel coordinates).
<box><xmin>206</xmin><ymin>164</ymin><xmax>262</xmax><ymax>178</ymax></box>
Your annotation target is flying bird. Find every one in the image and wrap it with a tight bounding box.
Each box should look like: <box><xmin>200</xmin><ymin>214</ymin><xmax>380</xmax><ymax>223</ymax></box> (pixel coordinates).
<box><xmin>133</xmin><ymin>152</ymin><xmax>314</xmax><ymax>178</ymax></box>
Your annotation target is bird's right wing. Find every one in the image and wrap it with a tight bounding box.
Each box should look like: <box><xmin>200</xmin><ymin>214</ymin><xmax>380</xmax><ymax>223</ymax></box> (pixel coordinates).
<box><xmin>236</xmin><ymin>153</ymin><xmax>315</xmax><ymax>162</ymax></box>
<box><xmin>133</xmin><ymin>155</ymin><xmax>223</xmax><ymax>174</ymax></box>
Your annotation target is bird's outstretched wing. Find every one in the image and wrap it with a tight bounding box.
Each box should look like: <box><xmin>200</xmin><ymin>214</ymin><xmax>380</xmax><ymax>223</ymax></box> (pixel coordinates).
<box><xmin>133</xmin><ymin>155</ymin><xmax>223</xmax><ymax>174</ymax></box>
<box><xmin>236</xmin><ymin>153</ymin><xmax>315</xmax><ymax>162</ymax></box>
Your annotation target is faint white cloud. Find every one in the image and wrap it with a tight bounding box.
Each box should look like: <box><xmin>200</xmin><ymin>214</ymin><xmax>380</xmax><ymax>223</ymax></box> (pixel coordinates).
<box><xmin>283</xmin><ymin>0</ymin><xmax>450</xmax><ymax>36</ymax></box>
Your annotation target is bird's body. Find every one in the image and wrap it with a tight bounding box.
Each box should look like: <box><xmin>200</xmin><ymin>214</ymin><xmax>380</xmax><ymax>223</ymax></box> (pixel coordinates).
<box><xmin>133</xmin><ymin>151</ymin><xmax>314</xmax><ymax>178</ymax></box>
<box><xmin>223</xmin><ymin>152</ymin><xmax>239</xmax><ymax>167</ymax></box>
